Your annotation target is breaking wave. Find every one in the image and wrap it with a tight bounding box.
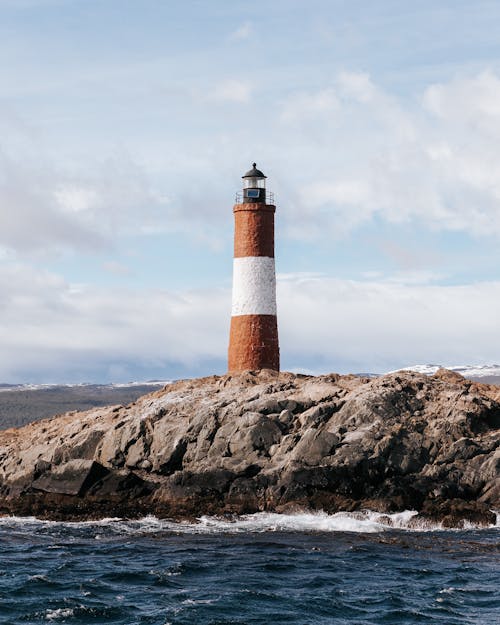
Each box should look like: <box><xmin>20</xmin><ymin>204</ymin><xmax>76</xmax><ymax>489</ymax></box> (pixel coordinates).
<box><xmin>0</xmin><ymin>509</ymin><xmax>498</xmax><ymax>535</ymax></box>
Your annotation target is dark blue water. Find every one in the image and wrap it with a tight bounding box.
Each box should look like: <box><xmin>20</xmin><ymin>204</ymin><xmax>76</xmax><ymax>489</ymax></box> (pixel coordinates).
<box><xmin>0</xmin><ymin>513</ymin><xmax>498</xmax><ymax>625</ymax></box>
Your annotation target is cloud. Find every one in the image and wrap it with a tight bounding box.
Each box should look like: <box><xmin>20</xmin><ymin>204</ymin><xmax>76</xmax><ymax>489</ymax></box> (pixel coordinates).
<box><xmin>337</xmin><ymin>71</ymin><xmax>376</xmax><ymax>103</ymax></box>
<box><xmin>278</xmin><ymin>274</ymin><xmax>500</xmax><ymax>372</ymax></box>
<box><xmin>0</xmin><ymin>145</ymin><xmax>174</xmax><ymax>256</ymax></box>
<box><xmin>276</xmin><ymin>70</ymin><xmax>500</xmax><ymax>239</ymax></box>
<box><xmin>4</xmin><ymin>67</ymin><xmax>500</xmax><ymax>259</ymax></box>
<box><xmin>209</xmin><ymin>79</ymin><xmax>253</xmax><ymax>103</ymax></box>
<box><xmin>423</xmin><ymin>70</ymin><xmax>500</xmax><ymax>126</ymax></box>
<box><xmin>0</xmin><ymin>263</ymin><xmax>229</xmax><ymax>382</ymax></box>
<box><xmin>140</xmin><ymin>68</ymin><xmax>500</xmax><ymax>247</ymax></box>
<box><xmin>0</xmin><ymin>265</ymin><xmax>498</xmax><ymax>382</ymax></box>
<box><xmin>102</xmin><ymin>261</ymin><xmax>133</xmax><ymax>277</ymax></box>
<box><xmin>229</xmin><ymin>22</ymin><xmax>253</xmax><ymax>42</ymax></box>
<box><xmin>0</xmin><ymin>151</ymin><xmax>104</xmax><ymax>254</ymax></box>
<box><xmin>280</xmin><ymin>88</ymin><xmax>340</xmax><ymax>123</ymax></box>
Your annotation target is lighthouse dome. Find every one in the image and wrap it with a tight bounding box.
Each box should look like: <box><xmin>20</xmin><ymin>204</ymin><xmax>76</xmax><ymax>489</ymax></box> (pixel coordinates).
<box><xmin>242</xmin><ymin>163</ymin><xmax>267</xmax><ymax>179</ymax></box>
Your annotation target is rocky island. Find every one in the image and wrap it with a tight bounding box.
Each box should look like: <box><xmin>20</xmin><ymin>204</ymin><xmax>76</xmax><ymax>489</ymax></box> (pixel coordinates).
<box><xmin>0</xmin><ymin>368</ymin><xmax>498</xmax><ymax>527</ymax></box>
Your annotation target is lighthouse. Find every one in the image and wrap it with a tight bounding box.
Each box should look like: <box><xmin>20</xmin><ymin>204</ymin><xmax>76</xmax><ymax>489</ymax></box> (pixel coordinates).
<box><xmin>228</xmin><ymin>164</ymin><xmax>280</xmax><ymax>372</ymax></box>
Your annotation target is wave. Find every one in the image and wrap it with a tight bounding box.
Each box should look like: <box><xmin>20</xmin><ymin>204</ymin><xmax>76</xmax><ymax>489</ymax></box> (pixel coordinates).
<box><xmin>45</xmin><ymin>608</ymin><xmax>75</xmax><ymax>621</ymax></box>
<box><xmin>0</xmin><ymin>510</ymin><xmax>498</xmax><ymax>535</ymax></box>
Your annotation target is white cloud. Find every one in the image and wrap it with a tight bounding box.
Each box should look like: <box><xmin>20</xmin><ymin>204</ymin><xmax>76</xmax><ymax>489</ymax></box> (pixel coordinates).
<box><xmin>4</xmin><ymin>67</ymin><xmax>500</xmax><ymax>257</ymax></box>
<box><xmin>0</xmin><ymin>263</ymin><xmax>229</xmax><ymax>381</ymax></box>
<box><xmin>304</xmin><ymin>180</ymin><xmax>371</xmax><ymax>208</ymax></box>
<box><xmin>0</xmin><ymin>265</ymin><xmax>498</xmax><ymax>381</ymax></box>
<box><xmin>280</xmin><ymin>88</ymin><xmax>340</xmax><ymax>123</ymax></box>
<box><xmin>229</xmin><ymin>21</ymin><xmax>253</xmax><ymax>42</ymax></box>
<box><xmin>0</xmin><ymin>147</ymin><xmax>174</xmax><ymax>256</ymax></box>
<box><xmin>277</xmin><ymin>275</ymin><xmax>500</xmax><ymax>372</ymax></box>
<box><xmin>275</xmin><ymin>70</ymin><xmax>500</xmax><ymax>239</ymax></box>
<box><xmin>209</xmin><ymin>79</ymin><xmax>253</xmax><ymax>103</ymax></box>
<box><xmin>423</xmin><ymin>70</ymin><xmax>500</xmax><ymax>125</ymax></box>
<box><xmin>54</xmin><ymin>185</ymin><xmax>100</xmax><ymax>213</ymax></box>
<box><xmin>337</xmin><ymin>71</ymin><xmax>376</xmax><ymax>103</ymax></box>
<box><xmin>0</xmin><ymin>152</ymin><xmax>103</xmax><ymax>254</ymax></box>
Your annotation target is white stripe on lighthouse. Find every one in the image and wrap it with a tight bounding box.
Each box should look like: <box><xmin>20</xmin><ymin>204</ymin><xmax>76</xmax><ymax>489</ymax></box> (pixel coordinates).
<box><xmin>231</xmin><ymin>256</ymin><xmax>277</xmax><ymax>316</ymax></box>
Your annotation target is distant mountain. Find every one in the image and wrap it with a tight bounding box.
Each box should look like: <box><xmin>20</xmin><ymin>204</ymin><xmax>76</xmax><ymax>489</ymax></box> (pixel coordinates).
<box><xmin>0</xmin><ymin>382</ymin><xmax>169</xmax><ymax>430</ymax></box>
<box><xmin>0</xmin><ymin>380</ymin><xmax>170</xmax><ymax>393</ymax></box>
<box><xmin>390</xmin><ymin>364</ymin><xmax>500</xmax><ymax>384</ymax></box>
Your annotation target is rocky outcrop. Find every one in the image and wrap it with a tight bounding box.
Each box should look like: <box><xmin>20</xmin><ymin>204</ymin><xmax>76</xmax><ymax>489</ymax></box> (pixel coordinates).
<box><xmin>0</xmin><ymin>369</ymin><xmax>498</xmax><ymax>526</ymax></box>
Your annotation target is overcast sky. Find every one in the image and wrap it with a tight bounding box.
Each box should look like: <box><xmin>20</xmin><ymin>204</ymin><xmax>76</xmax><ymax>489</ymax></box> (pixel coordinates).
<box><xmin>1</xmin><ymin>0</ymin><xmax>500</xmax><ymax>382</ymax></box>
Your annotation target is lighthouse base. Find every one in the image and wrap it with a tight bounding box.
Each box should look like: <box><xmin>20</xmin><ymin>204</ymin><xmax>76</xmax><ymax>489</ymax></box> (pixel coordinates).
<box><xmin>228</xmin><ymin>314</ymin><xmax>280</xmax><ymax>372</ymax></box>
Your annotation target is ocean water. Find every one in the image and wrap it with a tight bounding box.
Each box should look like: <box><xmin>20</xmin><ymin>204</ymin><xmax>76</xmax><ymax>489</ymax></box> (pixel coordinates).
<box><xmin>0</xmin><ymin>512</ymin><xmax>498</xmax><ymax>625</ymax></box>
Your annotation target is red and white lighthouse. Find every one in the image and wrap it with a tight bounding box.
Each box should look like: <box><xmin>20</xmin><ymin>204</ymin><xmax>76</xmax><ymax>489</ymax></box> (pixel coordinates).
<box><xmin>228</xmin><ymin>164</ymin><xmax>280</xmax><ymax>372</ymax></box>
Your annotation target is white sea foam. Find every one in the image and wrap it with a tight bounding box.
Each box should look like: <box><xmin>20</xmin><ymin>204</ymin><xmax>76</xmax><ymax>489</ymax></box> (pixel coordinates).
<box><xmin>182</xmin><ymin>598</ymin><xmax>218</xmax><ymax>605</ymax></box>
<box><xmin>188</xmin><ymin>510</ymin><xmax>498</xmax><ymax>533</ymax></box>
<box><xmin>194</xmin><ymin>510</ymin><xmax>418</xmax><ymax>533</ymax></box>
<box><xmin>0</xmin><ymin>510</ymin><xmax>498</xmax><ymax>534</ymax></box>
<box><xmin>29</xmin><ymin>574</ymin><xmax>50</xmax><ymax>582</ymax></box>
<box><xmin>45</xmin><ymin>608</ymin><xmax>75</xmax><ymax>621</ymax></box>
<box><xmin>438</xmin><ymin>587</ymin><xmax>457</xmax><ymax>594</ymax></box>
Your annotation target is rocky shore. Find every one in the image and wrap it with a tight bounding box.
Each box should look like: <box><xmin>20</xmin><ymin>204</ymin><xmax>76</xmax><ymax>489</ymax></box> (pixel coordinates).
<box><xmin>0</xmin><ymin>369</ymin><xmax>498</xmax><ymax>527</ymax></box>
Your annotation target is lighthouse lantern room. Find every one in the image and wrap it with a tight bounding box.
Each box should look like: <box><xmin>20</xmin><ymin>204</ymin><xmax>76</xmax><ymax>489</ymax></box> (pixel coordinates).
<box><xmin>242</xmin><ymin>163</ymin><xmax>266</xmax><ymax>203</ymax></box>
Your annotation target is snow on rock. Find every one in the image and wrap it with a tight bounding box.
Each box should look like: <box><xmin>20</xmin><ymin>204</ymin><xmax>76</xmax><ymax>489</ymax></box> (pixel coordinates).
<box><xmin>390</xmin><ymin>364</ymin><xmax>500</xmax><ymax>379</ymax></box>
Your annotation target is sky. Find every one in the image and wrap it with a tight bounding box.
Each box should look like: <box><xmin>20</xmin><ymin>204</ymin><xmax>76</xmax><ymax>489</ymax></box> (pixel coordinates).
<box><xmin>1</xmin><ymin>0</ymin><xmax>500</xmax><ymax>382</ymax></box>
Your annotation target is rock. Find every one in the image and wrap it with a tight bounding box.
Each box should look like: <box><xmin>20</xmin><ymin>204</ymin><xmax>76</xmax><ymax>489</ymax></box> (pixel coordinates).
<box><xmin>228</xmin><ymin>418</ymin><xmax>282</xmax><ymax>457</ymax></box>
<box><xmin>153</xmin><ymin>438</ymin><xmax>187</xmax><ymax>475</ymax></box>
<box><xmin>289</xmin><ymin>429</ymin><xmax>339</xmax><ymax>465</ymax></box>
<box><xmin>125</xmin><ymin>437</ymin><xmax>148</xmax><ymax>468</ymax></box>
<box><xmin>278</xmin><ymin>409</ymin><xmax>294</xmax><ymax>427</ymax></box>
<box><xmin>412</xmin><ymin>498</ymin><xmax>496</xmax><ymax>528</ymax></box>
<box><xmin>0</xmin><ymin>368</ymin><xmax>498</xmax><ymax>525</ymax></box>
<box><xmin>32</xmin><ymin>460</ymin><xmax>108</xmax><ymax>496</ymax></box>
<box><xmin>86</xmin><ymin>468</ymin><xmax>151</xmax><ymax>498</ymax></box>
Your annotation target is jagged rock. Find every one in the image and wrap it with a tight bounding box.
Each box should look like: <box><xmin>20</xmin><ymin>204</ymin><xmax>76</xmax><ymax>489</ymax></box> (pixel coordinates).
<box><xmin>289</xmin><ymin>429</ymin><xmax>339</xmax><ymax>465</ymax></box>
<box><xmin>31</xmin><ymin>460</ymin><xmax>108</xmax><ymax>496</ymax></box>
<box><xmin>412</xmin><ymin>498</ymin><xmax>496</xmax><ymax>528</ymax></box>
<box><xmin>0</xmin><ymin>369</ymin><xmax>498</xmax><ymax>525</ymax></box>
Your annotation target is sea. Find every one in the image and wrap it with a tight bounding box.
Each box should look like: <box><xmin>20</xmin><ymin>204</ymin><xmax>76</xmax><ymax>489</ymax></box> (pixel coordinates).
<box><xmin>0</xmin><ymin>511</ymin><xmax>498</xmax><ymax>625</ymax></box>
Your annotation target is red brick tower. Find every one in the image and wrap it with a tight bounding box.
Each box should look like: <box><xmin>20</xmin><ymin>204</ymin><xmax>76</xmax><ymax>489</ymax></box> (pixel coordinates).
<box><xmin>228</xmin><ymin>164</ymin><xmax>280</xmax><ymax>372</ymax></box>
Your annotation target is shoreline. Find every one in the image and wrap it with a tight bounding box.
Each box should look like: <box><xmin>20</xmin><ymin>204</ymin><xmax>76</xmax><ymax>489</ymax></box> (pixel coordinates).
<box><xmin>0</xmin><ymin>508</ymin><xmax>498</xmax><ymax>532</ymax></box>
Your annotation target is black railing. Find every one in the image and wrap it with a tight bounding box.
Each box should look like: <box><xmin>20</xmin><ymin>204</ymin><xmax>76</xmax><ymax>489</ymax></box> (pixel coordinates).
<box><xmin>235</xmin><ymin>190</ymin><xmax>275</xmax><ymax>204</ymax></box>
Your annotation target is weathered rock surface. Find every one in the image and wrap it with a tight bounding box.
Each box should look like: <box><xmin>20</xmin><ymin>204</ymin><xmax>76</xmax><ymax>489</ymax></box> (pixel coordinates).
<box><xmin>0</xmin><ymin>369</ymin><xmax>498</xmax><ymax>526</ymax></box>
